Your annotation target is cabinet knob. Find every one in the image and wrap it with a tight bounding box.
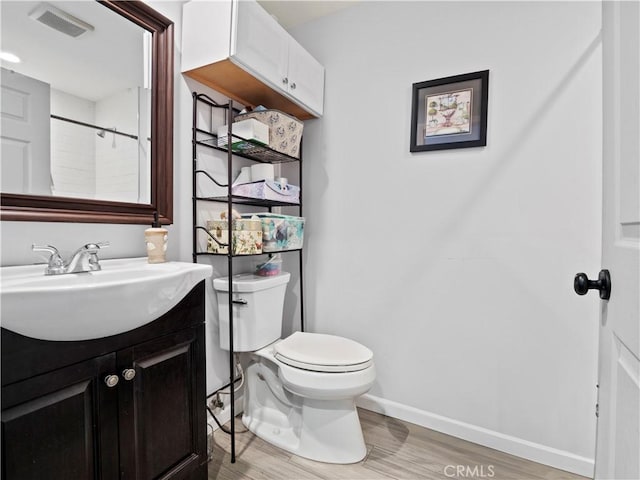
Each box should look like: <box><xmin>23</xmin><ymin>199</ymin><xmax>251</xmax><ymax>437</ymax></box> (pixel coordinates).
<box><xmin>104</xmin><ymin>374</ymin><xmax>119</xmax><ymax>388</ymax></box>
<box><xmin>290</xmin><ymin>82</ymin><xmax>296</xmax><ymax>90</ymax></box>
<box><xmin>122</xmin><ymin>368</ymin><xmax>136</xmax><ymax>381</ymax></box>
<box><xmin>282</xmin><ymin>77</ymin><xmax>288</xmax><ymax>85</ymax></box>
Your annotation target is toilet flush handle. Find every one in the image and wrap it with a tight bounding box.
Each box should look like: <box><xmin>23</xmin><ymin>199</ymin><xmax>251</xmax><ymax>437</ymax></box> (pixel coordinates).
<box><xmin>232</xmin><ymin>298</ymin><xmax>247</xmax><ymax>305</ymax></box>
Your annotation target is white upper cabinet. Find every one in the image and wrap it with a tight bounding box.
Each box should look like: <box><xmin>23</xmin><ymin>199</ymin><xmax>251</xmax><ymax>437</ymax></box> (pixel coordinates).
<box><xmin>283</xmin><ymin>38</ymin><xmax>325</xmax><ymax>116</ymax></box>
<box><xmin>232</xmin><ymin>1</ymin><xmax>289</xmax><ymax>89</ymax></box>
<box><xmin>182</xmin><ymin>0</ymin><xmax>324</xmax><ymax>119</ymax></box>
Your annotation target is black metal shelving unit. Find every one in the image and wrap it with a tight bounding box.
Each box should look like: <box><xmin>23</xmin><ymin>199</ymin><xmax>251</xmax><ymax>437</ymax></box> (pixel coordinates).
<box><xmin>191</xmin><ymin>92</ymin><xmax>304</xmax><ymax>463</ymax></box>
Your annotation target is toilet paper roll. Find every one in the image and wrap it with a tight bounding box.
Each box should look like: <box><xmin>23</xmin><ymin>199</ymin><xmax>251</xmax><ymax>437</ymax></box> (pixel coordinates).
<box><xmin>277</xmin><ymin>177</ymin><xmax>288</xmax><ymax>191</ymax></box>
<box><xmin>233</xmin><ymin>166</ymin><xmax>252</xmax><ymax>185</ymax></box>
<box><xmin>251</xmin><ymin>164</ymin><xmax>275</xmax><ymax>182</ymax></box>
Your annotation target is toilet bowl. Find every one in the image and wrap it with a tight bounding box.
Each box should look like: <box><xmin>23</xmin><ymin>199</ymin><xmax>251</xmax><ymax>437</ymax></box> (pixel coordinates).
<box><xmin>212</xmin><ymin>273</ymin><xmax>376</xmax><ymax>464</ymax></box>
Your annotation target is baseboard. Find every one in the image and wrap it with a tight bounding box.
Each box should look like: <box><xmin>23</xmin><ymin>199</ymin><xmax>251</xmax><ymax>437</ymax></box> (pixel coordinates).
<box><xmin>356</xmin><ymin>394</ymin><xmax>594</xmax><ymax>478</ymax></box>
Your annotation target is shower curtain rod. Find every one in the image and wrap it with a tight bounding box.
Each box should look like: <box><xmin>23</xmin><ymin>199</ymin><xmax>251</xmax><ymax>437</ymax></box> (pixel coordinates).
<box><xmin>51</xmin><ymin>114</ymin><xmax>139</xmax><ymax>140</ymax></box>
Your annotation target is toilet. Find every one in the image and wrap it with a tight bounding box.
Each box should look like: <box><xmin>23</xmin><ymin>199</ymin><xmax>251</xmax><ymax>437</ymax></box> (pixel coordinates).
<box><xmin>213</xmin><ymin>272</ymin><xmax>375</xmax><ymax>464</ymax></box>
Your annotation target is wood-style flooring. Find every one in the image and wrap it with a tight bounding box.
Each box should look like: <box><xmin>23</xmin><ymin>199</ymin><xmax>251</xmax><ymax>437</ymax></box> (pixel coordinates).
<box><xmin>208</xmin><ymin>408</ymin><xmax>589</xmax><ymax>480</ymax></box>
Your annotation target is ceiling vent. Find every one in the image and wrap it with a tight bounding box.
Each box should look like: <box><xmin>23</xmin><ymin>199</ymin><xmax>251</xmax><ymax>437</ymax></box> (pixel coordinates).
<box><xmin>28</xmin><ymin>3</ymin><xmax>94</xmax><ymax>38</ymax></box>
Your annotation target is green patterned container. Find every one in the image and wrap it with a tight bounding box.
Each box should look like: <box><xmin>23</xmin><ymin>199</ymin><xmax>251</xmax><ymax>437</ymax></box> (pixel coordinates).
<box><xmin>242</xmin><ymin>213</ymin><xmax>305</xmax><ymax>252</ymax></box>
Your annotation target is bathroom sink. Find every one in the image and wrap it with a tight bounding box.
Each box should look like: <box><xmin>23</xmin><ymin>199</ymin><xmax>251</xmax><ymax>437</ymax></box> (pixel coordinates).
<box><xmin>0</xmin><ymin>258</ymin><xmax>212</xmax><ymax>341</ymax></box>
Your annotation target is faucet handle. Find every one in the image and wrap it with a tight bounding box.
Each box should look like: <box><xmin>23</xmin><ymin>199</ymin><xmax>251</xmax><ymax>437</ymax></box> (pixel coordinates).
<box><xmin>82</xmin><ymin>241</ymin><xmax>110</xmax><ymax>252</ymax></box>
<box><xmin>32</xmin><ymin>244</ymin><xmax>65</xmax><ymax>274</ymax></box>
<box><xmin>32</xmin><ymin>244</ymin><xmax>59</xmax><ymax>255</ymax></box>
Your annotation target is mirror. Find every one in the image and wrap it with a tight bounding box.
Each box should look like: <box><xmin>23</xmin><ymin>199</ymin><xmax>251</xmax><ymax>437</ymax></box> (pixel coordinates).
<box><xmin>0</xmin><ymin>1</ymin><xmax>173</xmax><ymax>224</ymax></box>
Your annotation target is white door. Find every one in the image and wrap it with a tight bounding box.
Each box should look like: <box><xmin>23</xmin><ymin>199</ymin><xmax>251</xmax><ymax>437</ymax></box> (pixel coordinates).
<box><xmin>593</xmin><ymin>2</ymin><xmax>640</xmax><ymax>478</ymax></box>
<box><xmin>0</xmin><ymin>68</ymin><xmax>51</xmax><ymax>195</ymax></box>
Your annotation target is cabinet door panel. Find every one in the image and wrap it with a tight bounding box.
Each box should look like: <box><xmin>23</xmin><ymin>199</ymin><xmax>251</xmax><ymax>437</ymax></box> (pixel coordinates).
<box><xmin>119</xmin><ymin>326</ymin><xmax>206</xmax><ymax>480</ymax></box>
<box><xmin>287</xmin><ymin>40</ymin><xmax>325</xmax><ymax>116</ymax></box>
<box><xmin>1</xmin><ymin>354</ymin><xmax>118</xmax><ymax>480</ymax></box>
<box><xmin>233</xmin><ymin>0</ymin><xmax>288</xmax><ymax>90</ymax></box>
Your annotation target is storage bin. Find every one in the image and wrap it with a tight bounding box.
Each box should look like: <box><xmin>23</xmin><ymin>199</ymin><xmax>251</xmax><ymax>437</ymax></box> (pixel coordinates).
<box><xmin>217</xmin><ymin>118</ymin><xmax>269</xmax><ymax>152</ymax></box>
<box><xmin>231</xmin><ymin>179</ymin><xmax>300</xmax><ymax>204</ymax></box>
<box><xmin>235</xmin><ymin>109</ymin><xmax>303</xmax><ymax>158</ymax></box>
<box><xmin>242</xmin><ymin>213</ymin><xmax>305</xmax><ymax>252</ymax></box>
<box><xmin>255</xmin><ymin>254</ymin><xmax>282</xmax><ymax>276</ymax></box>
<box><xmin>206</xmin><ymin>218</ymin><xmax>262</xmax><ymax>255</ymax></box>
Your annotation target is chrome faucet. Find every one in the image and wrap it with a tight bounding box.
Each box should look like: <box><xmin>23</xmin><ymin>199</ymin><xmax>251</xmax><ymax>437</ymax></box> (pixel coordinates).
<box><xmin>32</xmin><ymin>242</ymin><xmax>110</xmax><ymax>275</ymax></box>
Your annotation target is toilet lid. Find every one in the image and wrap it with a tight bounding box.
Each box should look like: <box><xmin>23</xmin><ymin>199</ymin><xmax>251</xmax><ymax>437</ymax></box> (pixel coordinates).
<box><xmin>274</xmin><ymin>332</ymin><xmax>373</xmax><ymax>373</ymax></box>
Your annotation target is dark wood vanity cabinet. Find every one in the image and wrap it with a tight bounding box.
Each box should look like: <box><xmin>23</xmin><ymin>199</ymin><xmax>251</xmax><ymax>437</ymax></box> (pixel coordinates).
<box><xmin>2</xmin><ymin>352</ymin><xmax>120</xmax><ymax>479</ymax></box>
<box><xmin>1</xmin><ymin>282</ymin><xmax>208</xmax><ymax>480</ymax></box>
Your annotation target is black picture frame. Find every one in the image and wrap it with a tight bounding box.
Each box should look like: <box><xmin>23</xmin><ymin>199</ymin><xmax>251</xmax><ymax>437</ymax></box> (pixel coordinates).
<box><xmin>410</xmin><ymin>70</ymin><xmax>489</xmax><ymax>152</ymax></box>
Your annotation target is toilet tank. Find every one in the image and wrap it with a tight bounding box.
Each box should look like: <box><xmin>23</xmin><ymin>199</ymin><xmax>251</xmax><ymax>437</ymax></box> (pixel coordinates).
<box><xmin>213</xmin><ymin>272</ymin><xmax>290</xmax><ymax>351</ymax></box>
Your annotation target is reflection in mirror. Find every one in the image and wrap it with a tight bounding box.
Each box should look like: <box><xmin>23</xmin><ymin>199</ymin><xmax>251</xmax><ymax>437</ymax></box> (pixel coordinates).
<box><xmin>0</xmin><ymin>1</ymin><xmax>173</xmax><ymax>224</ymax></box>
<box><xmin>1</xmin><ymin>1</ymin><xmax>151</xmax><ymax>203</ymax></box>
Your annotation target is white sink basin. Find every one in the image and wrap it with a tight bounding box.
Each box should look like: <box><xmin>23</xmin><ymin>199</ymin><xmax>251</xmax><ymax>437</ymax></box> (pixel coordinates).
<box><xmin>0</xmin><ymin>258</ymin><xmax>212</xmax><ymax>341</ymax></box>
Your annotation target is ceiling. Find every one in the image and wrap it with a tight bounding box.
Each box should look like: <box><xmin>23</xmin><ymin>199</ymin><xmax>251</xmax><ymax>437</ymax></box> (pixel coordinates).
<box><xmin>257</xmin><ymin>1</ymin><xmax>359</xmax><ymax>28</ymax></box>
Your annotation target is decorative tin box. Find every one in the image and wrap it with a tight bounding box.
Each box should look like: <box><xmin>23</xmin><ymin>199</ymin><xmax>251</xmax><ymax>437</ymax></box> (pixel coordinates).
<box><xmin>242</xmin><ymin>213</ymin><xmax>305</xmax><ymax>252</ymax></box>
<box><xmin>235</xmin><ymin>109</ymin><xmax>303</xmax><ymax>158</ymax></box>
<box><xmin>206</xmin><ymin>218</ymin><xmax>262</xmax><ymax>255</ymax></box>
<box><xmin>231</xmin><ymin>179</ymin><xmax>300</xmax><ymax>204</ymax></box>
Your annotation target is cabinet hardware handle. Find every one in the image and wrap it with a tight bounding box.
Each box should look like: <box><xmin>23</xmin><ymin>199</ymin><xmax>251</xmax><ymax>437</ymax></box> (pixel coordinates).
<box><xmin>290</xmin><ymin>82</ymin><xmax>296</xmax><ymax>90</ymax></box>
<box><xmin>282</xmin><ymin>77</ymin><xmax>288</xmax><ymax>85</ymax></box>
<box><xmin>104</xmin><ymin>375</ymin><xmax>119</xmax><ymax>388</ymax></box>
<box><xmin>122</xmin><ymin>368</ymin><xmax>136</xmax><ymax>381</ymax></box>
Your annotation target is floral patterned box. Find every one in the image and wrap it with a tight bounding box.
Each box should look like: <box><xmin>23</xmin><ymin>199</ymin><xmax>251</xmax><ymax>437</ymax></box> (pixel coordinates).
<box><xmin>206</xmin><ymin>218</ymin><xmax>262</xmax><ymax>255</ymax></box>
<box><xmin>242</xmin><ymin>213</ymin><xmax>305</xmax><ymax>252</ymax></box>
<box><xmin>235</xmin><ymin>109</ymin><xmax>303</xmax><ymax>159</ymax></box>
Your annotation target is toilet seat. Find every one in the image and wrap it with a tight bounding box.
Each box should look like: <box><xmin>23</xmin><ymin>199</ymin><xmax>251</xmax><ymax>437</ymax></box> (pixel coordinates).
<box><xmin>274</xmin><ymin>332</ymin><xmax>373</xmax><ymax>373</ymax></box>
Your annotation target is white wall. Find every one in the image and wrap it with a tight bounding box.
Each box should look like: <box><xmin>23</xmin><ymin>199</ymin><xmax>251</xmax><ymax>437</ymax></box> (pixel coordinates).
<box><xmin>291</xmin><ymin>1</ymin><xmax>602</xmax><ymax>476</ymax></box>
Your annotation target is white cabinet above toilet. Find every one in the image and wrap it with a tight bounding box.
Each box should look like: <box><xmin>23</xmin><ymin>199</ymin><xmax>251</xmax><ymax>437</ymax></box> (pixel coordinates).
<box><xmin>182</xmin><ymin>0</ymin><xmax>325</xmax><ymax>119</ymax></box>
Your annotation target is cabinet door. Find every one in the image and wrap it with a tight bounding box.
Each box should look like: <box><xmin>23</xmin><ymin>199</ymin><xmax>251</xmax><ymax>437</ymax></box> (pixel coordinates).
<box><xmin>1</xmin><ymin>353</ymin><xmax>119</xmax><ymax>480</ymax></box>
<box><xmin>118</xmin><ymin>326</ymin><xmax>207</xmax><ymax>480</ymax></box>
<box><xmin>232</xmin><ymin>0</ymin><xmax>289</xmax><ymax>92</ymax></box>
<box><xmin>287</xmin><ymin>40</ymin><xmax>325</xmax><ymax>116</ymax></box>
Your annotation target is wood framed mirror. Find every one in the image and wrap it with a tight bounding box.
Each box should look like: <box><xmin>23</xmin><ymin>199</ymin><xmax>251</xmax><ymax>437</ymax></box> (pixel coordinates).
<box><xmin>0</xmin><ymin>0</ymin><xmax>173</xmax><ymax>224</ymax></box>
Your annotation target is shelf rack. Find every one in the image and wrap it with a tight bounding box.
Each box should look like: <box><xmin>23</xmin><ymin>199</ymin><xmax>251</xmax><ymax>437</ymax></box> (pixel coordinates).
<box><xmin>191</xmin><ymin>92</ymin><xmax>304</xmax><ymax>463</ymax></box>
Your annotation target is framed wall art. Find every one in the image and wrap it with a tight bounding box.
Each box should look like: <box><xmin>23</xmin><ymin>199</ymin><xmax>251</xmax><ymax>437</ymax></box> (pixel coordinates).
<box><xmin>410</xmin><ymin>70</ymin><xmax>489</xmax><ymax>152</ymax></box>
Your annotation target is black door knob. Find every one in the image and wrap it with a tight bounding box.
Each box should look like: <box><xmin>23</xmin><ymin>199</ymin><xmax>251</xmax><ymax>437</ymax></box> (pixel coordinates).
<box><xmin>574</xmin><ymin>269</ymin><xmax>611</xmax><ymax>300</ymax></box>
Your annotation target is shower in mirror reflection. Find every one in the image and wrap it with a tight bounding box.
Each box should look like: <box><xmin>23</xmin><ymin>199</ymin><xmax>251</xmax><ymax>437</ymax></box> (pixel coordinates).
<box><xmin>0</xmin><ymin>0</ymin><xmax>153</xmax><ymax>204</ymax></box>
<box><xmin>96</xmin><ymin>127</ymin><xmax>117</xmax><ymax>148</ymax></box>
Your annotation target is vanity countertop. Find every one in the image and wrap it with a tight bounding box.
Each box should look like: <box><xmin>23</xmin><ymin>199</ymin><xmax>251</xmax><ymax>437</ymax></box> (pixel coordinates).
<box><xmin>0</xmin><ymin>258</ymin><xmax>212</xmax><ymax>341</ymax></box>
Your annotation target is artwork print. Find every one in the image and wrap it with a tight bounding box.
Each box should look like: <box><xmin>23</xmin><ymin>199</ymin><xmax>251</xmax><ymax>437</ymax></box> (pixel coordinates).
<box><xmin>410</xmin><ymin>70</ymin><xmax>488</xmax><ymax>152</ymax></box>
<box><xmin>424</xmin><ymin>88</ymin><xmax>473</xmax><ymax>137</ymax></box>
